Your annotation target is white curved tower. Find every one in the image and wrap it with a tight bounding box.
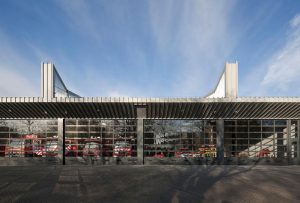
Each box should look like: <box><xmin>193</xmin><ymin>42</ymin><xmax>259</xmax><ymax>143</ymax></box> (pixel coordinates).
<box><xmin>41</xmin><ymin>62</ymin><xmax>80</xmax><ymax>100</ymax></box>
<box><xmin>206</xmin><ymin>62</ymin><xmax>238</xmax><ymax>98</ymax></box>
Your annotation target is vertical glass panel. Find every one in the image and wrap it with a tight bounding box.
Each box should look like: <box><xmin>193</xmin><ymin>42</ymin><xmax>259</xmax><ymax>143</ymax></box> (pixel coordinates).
<box><xmin>236</xmin><ymin>126</ymin><xmax>248</xmax><ymax>132</ymax></box>
<box><xmin>236</xmin><ymin>133</ymin><xmax>248</xmax><ymax>139</ymax></box>
<box><xmin>144</xmin><ymin>120</ymin><xmax>216</xmax><ymax>158</ymax></box>
<box><xmin>224</xmin><ymin>119</ymin><xmax>291</xmax><ymax>160</ymax></box>
<box><xmin>275</xmin><ymin>120</ymin><xmax>287</xmax><ymax>126</ymax></box>
<box><xmin>249</xmin><ymin>126</ymin><xmax>261</xmax><ymax>132</ymax></box>
<box><xmin>237</xmin><ymin>120</ymin><xmax>248</xmax><ymax>125</ymax></box>
<box><xmin>291</xmin><ymin>120</ymin><xmax>297</xmax><ymax>139</ymax></box>
<box><xmin>224</xmin><ymin>120</ymin><xmax>235</xmax><ymax>125</ymax></box>
<box><xmin>249</xmin><ymin>120</ymin><xmax>261</xmax><ymax>125</ymax></box>
<box><xmin>65</xmin><ymin>119</ymin><xmax>137</xmax><ymax>164</ymax></box>
<box><xmin>262</xmin><ymin>126</ymin><xmax>274</xmax><ymax>132</ymax></box>
<box><xmin>262</xmin><ymin>120</ymin><xmax>274</xmax><ymax>126</ymax></box>
<box><xmin>225</xmin><ymin>126</ymin><xmax>235</xmax><ymax>132</ymax></box>
<box><xmin>0</xmin><ymin>120</ymin><xmax>58</xmax><ymax>158</ymax></box>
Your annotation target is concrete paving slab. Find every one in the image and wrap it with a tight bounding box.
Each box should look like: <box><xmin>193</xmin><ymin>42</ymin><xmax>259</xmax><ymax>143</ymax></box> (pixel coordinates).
<box><xmin>0</xmin><ymin>165</ymin><xmax>299</xmax><ymax>203</ymax></box>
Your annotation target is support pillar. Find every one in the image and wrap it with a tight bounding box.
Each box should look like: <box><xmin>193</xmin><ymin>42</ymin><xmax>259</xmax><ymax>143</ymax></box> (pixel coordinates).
<box><xmin>287</xmin><ymin>120</ymin><xmax>291</xmax><ymax>164</ymax></box>
<box><xmin>58</xmin><ymin>118</ymin><xmax>65</xmax><ymax>165</ymax></box>
<box><xmin>297</xmin><ymin>120</ymin><xmax>300</xmax><ymax>164</ymax></box>
<box><xmin>136</xmin><ymin>107</ymin><xmax>146</xmax><ymax>165</ymax></box>
<box><xmin>216</xmin><ymin>119</ymin><xmax>224</xmax><ymax>164</ymax></box>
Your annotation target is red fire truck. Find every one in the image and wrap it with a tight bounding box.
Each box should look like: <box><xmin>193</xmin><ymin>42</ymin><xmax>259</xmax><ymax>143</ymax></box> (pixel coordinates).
<box><xmin>43</xmin><ymin>139</ymin><xmax>78</xmax><ymax>157</ymax></box>
<box><xmin>113</xmin><ymin>141</ymin><xmax>133</xmax><ymax>157</ymax></box>
<box><xmin>257</xmin><ymin>148</ymin><xmax>270</xmax><ymax>157</ymax></box>
<box><xmin>83</xmin><ymin>139</ymin><xmax>102</xmax><ymax>157</ymax></box>
<box><xmin>5</xmin><ymin>134</ymin><xmax>43</xmax><ymax>157</ymax></box>
<box><xmin>175</xmin><ymin>148</ymin><xmax>193</xmax><ymax>158</ymax></box>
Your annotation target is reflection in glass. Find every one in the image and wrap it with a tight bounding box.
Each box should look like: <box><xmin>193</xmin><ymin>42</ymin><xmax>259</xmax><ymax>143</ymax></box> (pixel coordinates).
<box><xmin>0</xmin><ymin>120</ymin><xmax>58</xmax><ymax>158</ymax></box>
<box><xmin>144</xmin><ymin>120</ymin><xmax>216</xmax><ymax>158</ymax></box>
<box><xmin>224</xmin><ymin>119</ymin><xmax>291</xmax><ymax>159</ymax></box>
<box><xmin>65</xmin><ymin>119</ymin><xmax>137</xmax><ymax>159</ymax></box>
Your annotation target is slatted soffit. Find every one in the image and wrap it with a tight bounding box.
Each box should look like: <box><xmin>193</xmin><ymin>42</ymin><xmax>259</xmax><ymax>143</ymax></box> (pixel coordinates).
<box><xmin>1</xmin><ymin>62</ymin><xmax>300</xmax><ymax>119</ymax></box>
<box><xmin>1</xmin><ymin>97</ymin><xmax>300</xmax><ymax>119</ymax></box>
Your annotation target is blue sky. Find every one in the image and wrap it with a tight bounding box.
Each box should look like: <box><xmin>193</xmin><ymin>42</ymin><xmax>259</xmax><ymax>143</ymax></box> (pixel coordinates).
<box><xmin>0</xmin><ymin>0</ymin><xmax>300</xmax><ymax>98</ymax></box>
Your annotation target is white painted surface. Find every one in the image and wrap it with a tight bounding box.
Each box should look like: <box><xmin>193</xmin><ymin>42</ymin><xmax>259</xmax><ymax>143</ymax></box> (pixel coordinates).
<box><xmin>207</xmin><ymin>62</ymin><xmax>238</xmax><ymax>98</ymax></box>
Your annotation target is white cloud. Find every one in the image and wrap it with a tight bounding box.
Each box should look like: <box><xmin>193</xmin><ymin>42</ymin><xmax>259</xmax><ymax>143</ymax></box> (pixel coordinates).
<box><xmin>51</xmin><ymin>1</ymin><xmax>239</xmax><ymax>97</ymax></box>
<box><xmin>55</xmin><ymin>0</ymin><xmax>102</xmax><ymax>42</ymax></box>
<box><xmin>261</xmin><ymin>14</ymin><xmax>300</xmax><ymax>93</ymax></box>
<box><xmin>25</xmin><ymin>42</ymin><xmax>55</xmax><ymax>63</ymax></box>
<box><xmin>0</xmin><ymin>29</ymin><xmax>39</xmax><ymax>97</ymax></box>
<box><xmin>148</xmin><ymin>1</ymin><xmax>237</xmax><ymax>96</ymax></box>
<box><xmin>107</xmin><ymin>90</ymin><xmax>129</xmax><ymax>98</ymax></box>
<box><xmin>290</xmin><ymin>14</ymin><xmax>300</xmax><ymax>28</ymax></box>
<box><xmin>0</xmin><ymin>68</ymin><xmax>37</xmax><ymax>97</ymax></box>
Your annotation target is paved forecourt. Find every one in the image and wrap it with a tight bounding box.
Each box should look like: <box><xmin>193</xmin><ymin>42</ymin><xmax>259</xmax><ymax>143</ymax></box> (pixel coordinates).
<box><xmin>0</xmin><ymin>165</ymin><xmax>299</xmax><ymax>203</ymax></box>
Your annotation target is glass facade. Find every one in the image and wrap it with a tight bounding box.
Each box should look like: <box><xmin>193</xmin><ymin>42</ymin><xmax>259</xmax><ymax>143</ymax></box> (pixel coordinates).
<box><xmin>53</xmin><ymin>68</ymin><xmax>69</xmax><ymax>98</ymax></box>
<box><xmin>0</xmin><ymin>118</ymin><xmax>298</xmax><ymax>165</ymax></box>
<box><xmin>0</xmin><ymin>120</ymin><xmax>58</xmax><ymax>158</ymax></box>
<box><xmin>224</xmin><ymin>120</ymin><xmax>297</xmax><ymax>160</ymax></box>
<box><xmin>65</xmin><ymin>119</ymin><xmax>137</xmax><ymax>164</ymax></box>
<box><xmin>53</xmin><ymin>68</ymin><xmax>80</xmax><ymax>98</ymax></box>
<box><xmin>144</xmin><ymin>120</ymin><xmax>216</xmax><ymax>158</ymax></box>
<box><xmin>144</xmin><ymin>119</ymin><xmax>299</xmax><ymax>164</ymax></box>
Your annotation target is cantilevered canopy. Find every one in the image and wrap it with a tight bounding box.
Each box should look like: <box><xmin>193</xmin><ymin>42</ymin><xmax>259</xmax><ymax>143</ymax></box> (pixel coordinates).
<box><xmin>0</xmin><ymin>97</ymin><xmax>300</xmax><ymax>119</ymax></box>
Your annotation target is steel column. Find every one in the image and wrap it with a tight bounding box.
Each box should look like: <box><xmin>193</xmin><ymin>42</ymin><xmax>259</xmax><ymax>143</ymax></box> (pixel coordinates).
<box><xmin>216</xmin><ymin>119</ymin><xmax>224</xmax><ymax>164</ymax></box>
<box><xmin>136</xmin><ymin>107</ymin><xmax>146</xmax><ymax>165</ymax></box>
<box><xmin>58</xmin><ymin>118</ymin><xmax>65</xmax><ymax>165</ymax></box>
<box><xmin>298</xmin><ymin>120</ymin><xmax>300</xmax><ymax>164</ymax></box>
<box><xmin>287</xmin><ymin>120</ymin><xmax>291</xmax><ymax>164</ymax></box>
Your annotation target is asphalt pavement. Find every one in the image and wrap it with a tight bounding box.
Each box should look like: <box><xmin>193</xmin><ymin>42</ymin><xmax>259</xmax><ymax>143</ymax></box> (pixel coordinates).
<box><xmin>0</xmin><ymin>165</ymin><xmax>299</xmax><ymax>203</ymax></box>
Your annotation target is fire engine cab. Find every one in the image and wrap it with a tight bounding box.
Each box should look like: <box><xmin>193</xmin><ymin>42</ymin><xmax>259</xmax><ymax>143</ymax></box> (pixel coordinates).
<box><xmin>5</xmin><ymin>134</ymin><xmax>43</xmax><ymax>157</ymax></box>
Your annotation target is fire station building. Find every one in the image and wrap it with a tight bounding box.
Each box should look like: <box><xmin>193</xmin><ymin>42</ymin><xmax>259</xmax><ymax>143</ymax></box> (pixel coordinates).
<box><xmin>0</xmin><ymin>62</ymin><xmax>299</xmax><ymax>165</ymax></box>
